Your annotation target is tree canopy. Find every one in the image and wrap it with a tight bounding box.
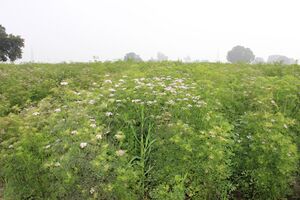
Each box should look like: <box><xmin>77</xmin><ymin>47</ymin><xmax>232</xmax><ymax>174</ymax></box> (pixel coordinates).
<box><xmin>267</xmin><ymin>55</ymin><xmax>296</xmax><ymax>65</ymax></box>
<box><xmin>227</xmin><ymin>45</ymin><xmax>255</xmax><ymax>64</ymax></box>
<box><xmin>124</xmin><ymin>52</ymin><xmax>142</xmax><ymax>61</ymax></box>
<box><xmin>156</xmin><ymin>52</ymin><xmax>168</xmax><ymax>61</ymax></box>
<box><xmin>0</xmin><ymin>25</ymin><xmax>24</xmax><ymax>62</ymax></box>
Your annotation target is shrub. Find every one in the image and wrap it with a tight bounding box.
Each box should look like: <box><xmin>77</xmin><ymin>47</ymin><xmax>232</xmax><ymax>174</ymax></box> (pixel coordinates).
<box><xmin>232</xmin><ymin>112</ymin><xmax>298</xmax><ymax>199</ymax></box>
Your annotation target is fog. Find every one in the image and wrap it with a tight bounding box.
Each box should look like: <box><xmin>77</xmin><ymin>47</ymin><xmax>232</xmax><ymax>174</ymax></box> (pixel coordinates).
<box><xmin>1</xmin><ymin>0</ymin><xmax>300</xmax><ymax>63</ymax></box>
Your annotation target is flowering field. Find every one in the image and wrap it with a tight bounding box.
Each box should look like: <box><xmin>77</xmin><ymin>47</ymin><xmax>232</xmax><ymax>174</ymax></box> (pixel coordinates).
<box><xmin>0</xmin><ymin>62</ymin><xmax>300</xmax><ymax>199</ymax></box>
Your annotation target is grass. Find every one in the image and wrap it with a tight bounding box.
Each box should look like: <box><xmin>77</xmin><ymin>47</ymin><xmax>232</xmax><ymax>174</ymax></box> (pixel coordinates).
<box><xmin>0</xmin><ymin>61</ymin><xmax>299</xmax><ymax>199</ymax></box>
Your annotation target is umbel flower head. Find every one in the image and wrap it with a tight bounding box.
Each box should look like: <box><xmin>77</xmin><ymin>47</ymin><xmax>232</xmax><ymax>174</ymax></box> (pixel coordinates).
<box><xmin>114</xmin><ymin>131</ymin><xmax>125</xmax><ymax>141</ymax></box>
<box><xmin>80</xmin><ymin>142</ymin><xmax>88</xmax><ymax>149</ymax></box>
<box><xmin>116</xmin><ymin>149</ymin><xmax>126</xmax><ymax>157</ymax></box>
<box><xmin>60</xmin><ymin>81</ymin><xmax>68</xmax><ymax>86</ymax></box>
<box><xmin>105</xmin><ymin>112</ymin><xmax>113</xmax><ymax>117</ymax></box>
<box><xmin>96</xmin><ymin>134</ymin><xmax>102</xmax><ymax>140</ymax></box>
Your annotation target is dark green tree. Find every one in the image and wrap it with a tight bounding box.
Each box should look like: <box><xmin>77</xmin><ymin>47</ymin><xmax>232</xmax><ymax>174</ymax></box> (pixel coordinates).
<box><xmin>0</xmin><ymin>25</ymin><xmax>24</xmax><ymax>62</ymax></box>
<box><xmin>124</xmin><ymin>52</ymin><xmax>142</xmax><ymax>61</ymax></box>
<box><xmin>227</xmin><ymin>45</ymin><xmax>255</xmax><ymax>64</ymax></box>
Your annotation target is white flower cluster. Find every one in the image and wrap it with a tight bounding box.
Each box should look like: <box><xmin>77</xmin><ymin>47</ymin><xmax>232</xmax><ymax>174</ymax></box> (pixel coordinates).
<box><xmin>104</xmin><ymin>79</ymin><xmax>112</xmax><ymax>84</ymax></box>
<box><xmin>116</xmin><ymin>149</ymin><xmax>126</xmax><ymax>156</ymax></box>
<box><xmin>54</xmin><ymin>108</ymin><xmax>61</xmax><ymax>113</ymax></box>
<box><xmin>105</xmin><ymin>112</ymin><xmax>113</xmax><ymax>117</ymax></box>
<box><xmin>60</xmin><ymin>81</ymin><xmax>68</xmax><ymax>86</ymax></box>
<box><xmin>80</xmin><ymin>142</ymin><xmax>87</xmax><ymax>149</ymax></box>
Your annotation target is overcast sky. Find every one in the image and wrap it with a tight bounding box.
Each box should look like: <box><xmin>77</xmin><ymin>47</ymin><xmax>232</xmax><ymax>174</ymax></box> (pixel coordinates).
<box><xmin>1</xmin><ymin>0</ymin><xmax>300</xmax><ymax>62</ymax></box>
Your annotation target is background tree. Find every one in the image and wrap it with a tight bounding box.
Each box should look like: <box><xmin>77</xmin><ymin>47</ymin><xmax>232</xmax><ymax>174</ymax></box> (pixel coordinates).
<box><xmin>156</xmin><ymin>52</ymin><xmax>168</xmax><ymax>61</ymax></box>
<box><xmin>267</xmin><ymin>55</ymin><xmax>296</xmax><ymax>65</ymax></box>
<box><xmin>0</xmin><ymin>25</ymin><xmax>24</xmax><ymax>62</ymax></box>
<box><xmin>183</xmin><ymin>56</ymin><xmax>191</xmax><ymax>63</ymax></box>
<box><xmin>227</xmin><ymin>45</ymin><xmax>255</xmax><ymax>63</ymax></box>
<box><xmin>124</xmin><ymin>52</ymin><xmax>142</xmax><ymax>61</ymax></box>
<box><xmin>252</xmin><ymin>57</ymin><xmax>265</xmax><ymax>64</ymax></box>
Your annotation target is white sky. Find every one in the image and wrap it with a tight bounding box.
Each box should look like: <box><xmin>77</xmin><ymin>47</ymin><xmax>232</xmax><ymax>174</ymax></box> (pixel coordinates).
<box><xmin>1</xmin><ymin>0</ymin><xmax>300</xmax><ymax>62</ymax></box>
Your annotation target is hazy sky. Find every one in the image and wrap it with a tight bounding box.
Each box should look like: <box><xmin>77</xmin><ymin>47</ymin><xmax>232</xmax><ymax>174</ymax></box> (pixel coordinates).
<box><xmin>1</xmin><ymin>0</ymin><xmax>300</xmax><ymax>62</ymax></box>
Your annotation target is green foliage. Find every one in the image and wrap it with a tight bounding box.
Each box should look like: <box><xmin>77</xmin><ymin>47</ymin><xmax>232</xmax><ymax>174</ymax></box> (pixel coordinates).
<box><xmin>150</xmin><ymin>119</ymin><xmax>234</xmax><ymax>199</ymax></box>
<box><xmin>0</xmin><ymin>25</ymin><xmax>24</xmax><ymax>62</ymax></box>
<box><xmin>0</xmin><ymin>62</ymin><xmax>299</xmax><ymax>199</ymax></box>
<box><xmin>232</xmin><ymin>112</ymin><xmax>298</xmax><ymax>199</ymax></box>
